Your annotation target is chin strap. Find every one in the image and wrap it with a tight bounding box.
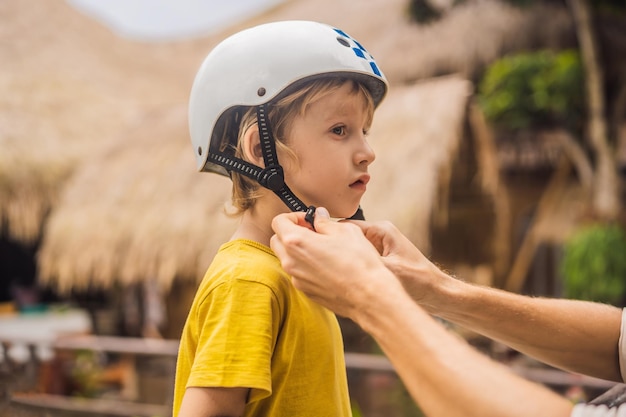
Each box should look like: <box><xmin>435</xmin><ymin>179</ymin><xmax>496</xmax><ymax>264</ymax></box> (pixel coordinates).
<box><xmin>349</xmin><ymin>206</ymin><xmax>365</xmax><ymax>220</ymax></box>
<box><xmin>305</xmin><ymin>206</ymin><xmax>365</xmax><ymax>231</ymax></box>
<box><xmin>255</xmin><ymin>104</ymin><xmax>310</xmax><ymax>212</ymax></box>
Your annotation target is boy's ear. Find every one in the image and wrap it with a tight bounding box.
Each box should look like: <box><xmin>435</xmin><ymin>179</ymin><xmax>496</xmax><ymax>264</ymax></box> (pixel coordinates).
<box><xmin>241</xmin><ymin>124</ymin><xmax>264</xmax><ymax>167</ymax></box>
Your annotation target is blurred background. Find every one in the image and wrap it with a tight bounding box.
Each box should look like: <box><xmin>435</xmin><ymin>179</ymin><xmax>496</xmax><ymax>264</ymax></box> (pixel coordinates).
<box><xmin>1</xmin><ymin>0</ymin><xmax>625</xmax><ymax>416</ymax></box>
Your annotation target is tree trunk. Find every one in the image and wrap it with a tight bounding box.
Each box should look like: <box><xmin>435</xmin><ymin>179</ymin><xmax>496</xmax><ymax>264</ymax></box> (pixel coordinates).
<box><xmin>568</xmin><ymin>0</ymin><xmax>620</xmax><ymax>220</ymax></box>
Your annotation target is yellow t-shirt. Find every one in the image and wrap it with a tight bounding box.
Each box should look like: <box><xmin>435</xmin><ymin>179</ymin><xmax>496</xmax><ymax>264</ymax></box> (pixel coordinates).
<box><xmin>173</xmin><ymin>239</ymin><xmax>351</xmax><ymax>417</ymax></box>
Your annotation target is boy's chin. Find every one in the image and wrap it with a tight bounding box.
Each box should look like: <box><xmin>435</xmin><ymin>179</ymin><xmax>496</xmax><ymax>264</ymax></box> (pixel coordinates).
<box><xmin>328</xmin><ymin>206</ymin><xmax>361</xmax><ymax>220</ymax></box>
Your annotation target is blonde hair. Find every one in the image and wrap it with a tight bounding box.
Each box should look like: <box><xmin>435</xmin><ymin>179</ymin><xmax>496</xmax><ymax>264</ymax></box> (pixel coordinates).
<box><xmin>228</xmin><ymin>76</ymin><xmax>374</xmax><ymax>215</ymax></box>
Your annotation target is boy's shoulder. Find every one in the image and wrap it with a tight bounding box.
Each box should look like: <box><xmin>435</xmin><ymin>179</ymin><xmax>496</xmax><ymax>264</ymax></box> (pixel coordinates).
<box><xmin>203</xmin><ymin>238</ymin><xmax>289</xmax><ymax>290</ymax></box>
<box><xmin>218</xmin><ymin>238</ymin><xmax>274</xmax><ymax>257</ymax></box>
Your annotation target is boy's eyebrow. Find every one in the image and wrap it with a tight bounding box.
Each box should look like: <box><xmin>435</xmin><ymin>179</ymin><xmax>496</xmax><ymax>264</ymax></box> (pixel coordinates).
<box><xmin>322</xmin><ymin>112</ymin><xmax>371</xmax><ymax>125</ymax></box>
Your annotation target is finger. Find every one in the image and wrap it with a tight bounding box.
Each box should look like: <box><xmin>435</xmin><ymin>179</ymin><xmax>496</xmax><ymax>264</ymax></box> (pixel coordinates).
<box><xmin>343</xmin><ymin>220</ymin><xmax>386</xmax><ymax>254</ymax></box>
<box><xmin>344</xmin><ymin>218</ymin><xmax>369</xmax><ymax>233</ymax></box>
<box><xmin>271</xmin><ymin>212</ymin><xmax>308</xmax><ymax>236</ymax></box>
<box><xmin>311</xmin><ymin>206</ymin><xmax>330</xmax><ymax>231</ymax></box>
<box><xmin>312</xmin><ymin>207</ymin><xmax>353</xmax><ymax>236</ymax></box>
<box><xmin>271</xmin><ymin>213</ymin><xmax>318</xmax><ymax>276</ymax></box>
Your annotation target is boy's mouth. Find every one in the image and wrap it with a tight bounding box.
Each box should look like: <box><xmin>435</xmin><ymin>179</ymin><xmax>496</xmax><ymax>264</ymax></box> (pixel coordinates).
<box><xmin>350</xmin><ymin>175</ymin><xmax>370</xmax><ymax>189</ymax></box>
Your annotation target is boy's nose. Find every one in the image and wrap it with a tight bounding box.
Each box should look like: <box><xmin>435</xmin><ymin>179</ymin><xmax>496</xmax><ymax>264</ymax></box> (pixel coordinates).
<box><xmin>356</xmin><ymin>139</ymin><xmax>376</xmax><ymax>166</ymax></box>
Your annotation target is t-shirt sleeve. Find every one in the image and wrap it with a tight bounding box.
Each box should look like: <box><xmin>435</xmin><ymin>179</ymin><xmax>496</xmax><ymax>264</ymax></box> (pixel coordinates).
<box><xmin>568</xmin><ymin>308</ymin><xmax>626</xmax><ymax>417</ymax></box>
<box><xmin>187</xmin><ymin>278</ymin><xmax>281</xmax><ymax>403</ymax></box>
<box><xmin>571</xmin><ymin>403</ymin><xmax>626</xmax><ymax>416</ymax></box>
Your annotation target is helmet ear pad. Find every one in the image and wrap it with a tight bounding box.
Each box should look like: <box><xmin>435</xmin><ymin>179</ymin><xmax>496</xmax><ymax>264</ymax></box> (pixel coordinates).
<box><xmin>240</xmin><ymin>124</ymin><xmax>264</xmax><ymax>168</ymax></box>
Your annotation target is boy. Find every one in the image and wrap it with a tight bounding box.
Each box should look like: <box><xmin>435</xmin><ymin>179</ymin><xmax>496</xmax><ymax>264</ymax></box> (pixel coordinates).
<box><xmin>174</xmin><ymin>20</ymin><xmax>388</xmax><ymax>416</ymax></box>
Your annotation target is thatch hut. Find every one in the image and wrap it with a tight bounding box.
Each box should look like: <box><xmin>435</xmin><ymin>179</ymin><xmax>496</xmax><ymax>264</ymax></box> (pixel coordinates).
<box><xmin>3</xmin><ymin>0</ymin><xmax>586</xmax><ymax>322</ymax></box>
<box><xmin>1</xmin><ymin>0</ymin><xmax>578</xmax><ymax>250</ymax></box>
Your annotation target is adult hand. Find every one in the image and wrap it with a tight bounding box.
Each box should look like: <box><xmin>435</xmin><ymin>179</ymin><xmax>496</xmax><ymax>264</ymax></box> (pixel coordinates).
<box><xmin>270</xmin><ymin>207</ymin><xmax>399</xmax><ymax>319</ymax></box>
<box><xmin>273</xmin><ymin>209</ymin><xmax>576</xmax><ymax>417</ymax></box>
<box><xmin>351</xmin><ymin>220</ymin><xmax>450</xmax><ymax>309</ymax></box>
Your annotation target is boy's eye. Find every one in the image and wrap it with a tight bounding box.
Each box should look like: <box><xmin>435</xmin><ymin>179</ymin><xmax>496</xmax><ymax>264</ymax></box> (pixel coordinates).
<box><xmin>332</xmin><ymin>126</ymin><xmax>346</xmax><ymax>136</ymax></box>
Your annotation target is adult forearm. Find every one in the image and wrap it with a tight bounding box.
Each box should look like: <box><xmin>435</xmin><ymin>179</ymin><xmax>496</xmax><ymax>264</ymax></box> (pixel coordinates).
<box><xmin>354</xmin><ymin>287</ymin><xmax>573</xmax><ymax>417</ymax></box>
<box><xmin>420</xmin><ymin>277</ymin><xmax>622</xmax><ymax>382</ymax></box>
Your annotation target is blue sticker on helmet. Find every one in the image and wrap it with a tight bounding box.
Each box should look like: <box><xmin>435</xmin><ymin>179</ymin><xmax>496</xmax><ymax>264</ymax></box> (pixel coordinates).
<box><xmin>333</xmin><ymin>28</ymin><xmax>381</xmax><ymax>77</ymax></box>
<box><xmin>353</xmin><ymin>48</ymin><xmax>365</xmax><ymax>59</ymax></box>
<box><xmin>370</xmin><ymin>62</ymin><xmax>381</xmax><ymax>77</ymax></box>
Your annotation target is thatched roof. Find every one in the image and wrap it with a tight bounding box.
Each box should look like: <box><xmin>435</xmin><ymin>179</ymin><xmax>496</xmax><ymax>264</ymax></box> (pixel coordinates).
<box><xmin>374</xmin><ymin>0</ymin><xmax>575</xmax><ymax>83</ymax></box>
<box><xmin>38</xmin><ymin>76</ymin><xmax>471</xmax><ymax>292</ymax></box>
<box><xmin>37</xmin><ymin>106</ymin><xmax>237</xmax><ymax>293</ymax></box>
<box><xmin>0</xmin><ymin>0</ymin><xmax>193</xmax><ymax>244</ymax></box>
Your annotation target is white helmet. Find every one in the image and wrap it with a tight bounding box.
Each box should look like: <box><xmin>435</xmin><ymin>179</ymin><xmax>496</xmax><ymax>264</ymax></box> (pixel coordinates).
<box><xmin>188</xmin><ymin>20</ymin><xmax>387</xmax><ymax>214</ymax></box>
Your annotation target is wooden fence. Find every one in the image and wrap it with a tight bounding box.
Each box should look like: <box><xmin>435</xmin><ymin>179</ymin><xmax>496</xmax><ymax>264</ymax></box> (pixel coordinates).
<box><xmin>1</xmin><ymin>334</ymin><xmax>618</xmax><ymax>417</ymax></box>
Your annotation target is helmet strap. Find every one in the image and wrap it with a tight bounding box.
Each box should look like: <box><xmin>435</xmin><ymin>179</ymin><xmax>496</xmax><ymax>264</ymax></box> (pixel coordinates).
<box><xmin>348</xmin><ymin>206</ymin><xmax>365</xmax><ymax>220</ymax></box>
<box><xmin>205</xmin><ymin>104</ymin><xmax>310</xmax><ymax>213</ymax></box>
<box><xmin>255</xmin><ymin>103</ymin><xmax>310</xmax><ymax>212</ymax></box>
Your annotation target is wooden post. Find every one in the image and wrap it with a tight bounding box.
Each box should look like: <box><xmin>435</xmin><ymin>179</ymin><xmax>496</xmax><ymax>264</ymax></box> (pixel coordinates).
<box><xmin>504</xmin><ymin>157</ymin><xmax>571</xmax><ymax>293</ymax></box>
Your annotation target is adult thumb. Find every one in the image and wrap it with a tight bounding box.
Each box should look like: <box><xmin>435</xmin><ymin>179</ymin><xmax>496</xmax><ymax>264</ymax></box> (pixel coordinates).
<box><xmin>313</xmin><ymin>207</ymin><xmax>331</xmax><ymax>230</ymax></box>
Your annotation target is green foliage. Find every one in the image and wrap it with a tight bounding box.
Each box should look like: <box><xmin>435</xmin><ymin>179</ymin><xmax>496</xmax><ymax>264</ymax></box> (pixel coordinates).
<box><xmin>561</xmin><ymin>224</ymin><xmax>626</xmax><ymax>305</ymax></box>
<box><xmin>478</xmin><ymin>50</ymin><xmax>585</xmax><ymax>133</ymax></box>
<box><xmin>351</xmin><ymin>401</ymin><xmax>363</xmax><ymax>417</ymax></box>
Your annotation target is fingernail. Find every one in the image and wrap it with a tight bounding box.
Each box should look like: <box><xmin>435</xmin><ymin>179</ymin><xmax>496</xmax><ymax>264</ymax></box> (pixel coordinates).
<box><xmin>316</xmin><ymin>207</ymin><xmax>330</xmax><ymax>219</ymax></box>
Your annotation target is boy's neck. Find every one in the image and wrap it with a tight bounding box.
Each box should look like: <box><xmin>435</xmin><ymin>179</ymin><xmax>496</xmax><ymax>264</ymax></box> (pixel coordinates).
<box><xmin>231</xmin><ymin>197</ymin><xmax>290</xmax><ymax>247</ymax></box>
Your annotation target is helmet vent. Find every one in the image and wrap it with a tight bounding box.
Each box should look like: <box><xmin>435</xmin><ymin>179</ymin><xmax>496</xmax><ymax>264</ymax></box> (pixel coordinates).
<box><xmin>197</xmin><ymin>146</ymin><xmax>203</xmax><ymax>156</ymax></box>
<box><xmin>257</xmin><ymin>87</ymin><xmax>266</xmax><ymax>97</ymax></box>
<box><xmin>336</xmin><ymin>37</ymin><xmax>350</xmax><ymax>48</ymax></box>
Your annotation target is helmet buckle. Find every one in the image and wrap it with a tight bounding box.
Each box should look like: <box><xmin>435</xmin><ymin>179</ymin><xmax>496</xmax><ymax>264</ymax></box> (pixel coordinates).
<box><xmin>258</xmin><ymin>166</ymin><xmax>284</xmax><ymax>192</ymax></box>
